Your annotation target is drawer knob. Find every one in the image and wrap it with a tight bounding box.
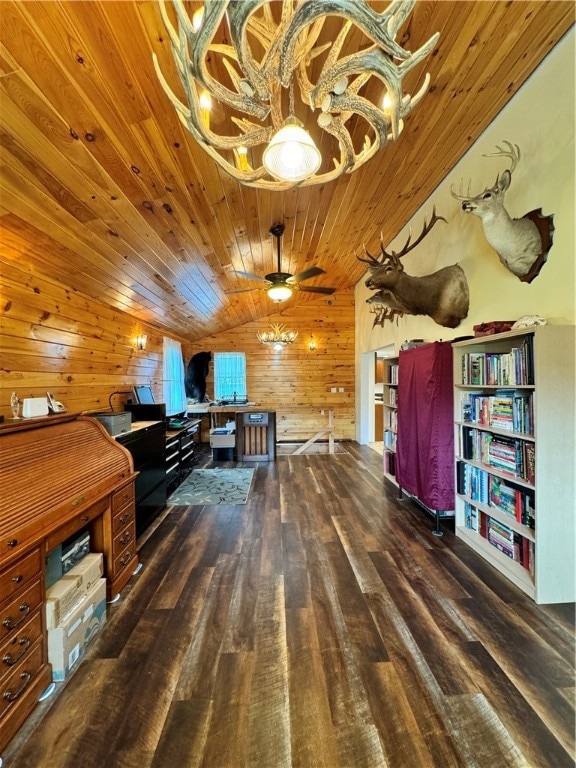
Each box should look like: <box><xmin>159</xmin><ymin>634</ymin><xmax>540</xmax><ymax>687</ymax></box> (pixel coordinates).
<box><xmin>3</xmin><ymin>671</ymin><xmax>31</xmax><ymax>702</ymax></box>
<box><xmin>3</xmin><ymin>636</ymin><xmax>31</xmax><ymax>666</ymax></box>
<box><xmin>120</xmin><ymin>531</ymin><xmax>133</xmax><ymax>546</ymax></box>
<box><xmin>7</xmin><ymin>540</ymin><xmax>18</xmax><ymax>548</ymax></box>
<box><xmin>81</xmin><ymin>515</ymin><xmax>89</xmax><ymax>522</ymax></box>
<box><xmin>11</xmin><ymin>575</ymin><xmax>23</xmax><ymax>584</ymax></box>
<box><xmin>2</xmin><ymin>603</ymin><xmax>30</xmax><ymax>630</ymax></box>
<box><xmin>119</xmin><ymin>514</ymin><xmax>130</xmax><ymax>526</ymax></box>
<box><xmin>120</xmin><ymin>552</ymin><xmax>132</xmax><ymax>566</ymax></box>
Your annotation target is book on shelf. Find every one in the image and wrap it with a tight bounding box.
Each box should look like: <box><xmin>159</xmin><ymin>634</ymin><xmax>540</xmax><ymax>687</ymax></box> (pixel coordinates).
<box><xmin>477</xmin><ymin>511</ymin><xmax>533</xmax><ymax>570</ymax></box>
<box><xmin>459</xmin><ymin>390</ymin><xmax>533</xmax><ymax>435</ymax></box>
<box><xmin>460</xmin><ymin>336</ymin><xmax>534</xmax><ymax>387</ymax></box>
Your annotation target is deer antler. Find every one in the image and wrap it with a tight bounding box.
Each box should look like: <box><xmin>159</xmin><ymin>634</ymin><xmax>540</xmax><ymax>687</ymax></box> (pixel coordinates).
<box><xmin>483</xmin><ymin>140</ymin><xmax>520</xmax><ymax>175</ymax></box>
<box><xmin>451</xmin><ymin>140</ymin><xmax>521</xmax><ymax>201</ymax></box>
<box><xmin>380</xmin><ymin>206</ymin><xmax>447</xmax><ymax>262</ymax></box>
<box><xmin>450</xmin><ymin>179</ymin><xmax>475</xmax><ymax>201</ymax></box>
<box><xmin>356</xmin><ymin>244</ymin><xmax>382</xmax><ymax>266</ymax></box>
<box><xmin>370</xmin><ymin>304</ymin><xmax>403</xmax><ymax>327</ymax></box>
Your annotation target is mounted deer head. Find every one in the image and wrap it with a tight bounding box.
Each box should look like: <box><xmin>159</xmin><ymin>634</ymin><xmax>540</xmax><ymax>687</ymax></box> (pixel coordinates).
<box><xmin>359</xmin><ymin>208</ymin><xmax>470</xmax><ymax>329</ymax></box>
<box><xmin>451</xmin><ymin>141</ymin><xmax>554</xmax><ymax>282</ymax></box>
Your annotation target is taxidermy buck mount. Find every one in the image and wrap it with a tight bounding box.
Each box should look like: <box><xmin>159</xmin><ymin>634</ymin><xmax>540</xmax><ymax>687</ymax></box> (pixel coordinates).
<box><xmin>359</xmin><ymin>207</ymin><xmax>470</xmax><ymax>329</ymax></box>
<box><xmin>451</xmin><ymin>141</ymin><xmax>554</xmax><ymax>283</ymax></box>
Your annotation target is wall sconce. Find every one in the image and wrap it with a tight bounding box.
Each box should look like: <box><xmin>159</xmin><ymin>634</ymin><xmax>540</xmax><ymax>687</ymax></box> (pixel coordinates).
<box><xmin>308</xmin><ymin>339</ymin><xmax>317</xmax><ymax>351</ymax></box>
<box><xmin>135</xmin><ymin>334</ymin><xmax>147</xmax><ymax>351</ymax></box>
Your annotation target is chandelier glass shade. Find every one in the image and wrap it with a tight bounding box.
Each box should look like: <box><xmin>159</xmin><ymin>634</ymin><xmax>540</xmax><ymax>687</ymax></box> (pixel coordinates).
<box><xmin>263</xmin><ymin>120</ymin><xmax>322</xmax><ymax>182</ymax></box>
<box><xmin>257</xmin><ymin>323</ymin><xmax>298</xmax><ymax>349</ymax></box>
<box><xmin>153</xmin><ymin>0</ymin><xmax>440</xmax><ymax>190</ymax></box>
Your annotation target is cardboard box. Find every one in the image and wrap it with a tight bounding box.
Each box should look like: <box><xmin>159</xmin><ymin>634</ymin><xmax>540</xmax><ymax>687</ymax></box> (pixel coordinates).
<box><xmin>45</xmin><ymin>573</ymin><xmax>83</xmax><ymax>629</ymax></box>
<box><xmin>65</xmin><ymin>552</ymin><xmax>103</xmax><ymax>594</ymax></box>
<box><xmin>45</xmin><ymin>553</ymin><xmax>104</xmax><ymax>628</ymax></box>
<box><xmin>210</xmin><ymin>429</ymin><xmax>235</xmax><ymax>448</ymax></box>
<box><xmin>48</xmin><ymin>578</ymin><xmax>107</xmax><ymax>682</ymax></box>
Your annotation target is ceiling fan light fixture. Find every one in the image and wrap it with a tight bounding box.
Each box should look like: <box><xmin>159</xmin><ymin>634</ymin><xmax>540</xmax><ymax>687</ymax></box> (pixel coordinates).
<box><xmin>263</xmin><ymin>120</ymin><xmax>322</xmax><ymax>182</ymax></box>
<box><xmin>267</xmin><ymin>284</ymin><xmax>293</xmax><ymax>302</ymax></box>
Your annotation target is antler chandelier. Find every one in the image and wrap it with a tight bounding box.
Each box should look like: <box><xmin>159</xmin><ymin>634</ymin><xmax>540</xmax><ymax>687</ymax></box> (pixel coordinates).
<box><xmin>153</xmin><ymin>0</ymin><xmax>439</xmax><ymax>189</ymax></box>
<box><xmin>257</xmin><ymin>323</ymin><xmax>298</xmax><ymax>349</ymax></box>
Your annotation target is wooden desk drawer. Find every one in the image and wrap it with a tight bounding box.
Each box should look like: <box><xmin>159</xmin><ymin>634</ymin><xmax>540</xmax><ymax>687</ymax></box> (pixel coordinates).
<box><xmin>45</xmin><ymin>497</ymin><xmax>108</xmax><ymax>552</ymax></box>
<box><xmin>112</xmin><ymin>502</ymin><xmax>135</xmax><ymax>535</ymax></box>
<box><xmin>112</xmin><ymin>542</ymin><xmax>137</xmax><ymax>578</ymax></box>
<box><xmin>1</xmin><ymin>578</ymin><xmax>43</xmax><ymax>641</ymax></box>
<box><xmin>113</xmin><ymin>521</ymin><xmax>135</xmax><ymax>559</ymax></box>
<box><xmin>0</xmin><ymin>638</ymin><xmax>44</xmax><ymax>720</ymax></box>
<box><xmin>0</xmin><ymin>609</ymin><xmax>43</xmax><ymax>684</ymax></box>
<box><xmin>0</xmin><ymin>548</ymin><xmax>41</xmax><ymax>604</ymax></box>
<box><xmin>112</xmin><ymin>484</ymin><xmax>134</xmax><ymax>513</ymax></box>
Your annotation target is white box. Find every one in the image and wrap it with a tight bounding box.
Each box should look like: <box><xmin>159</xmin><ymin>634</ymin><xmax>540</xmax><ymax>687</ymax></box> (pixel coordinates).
<box><xmin>45</xmin><ymin>573</ymin><xmax>83</xmax><ymax>629</ymax></box>
<box><xmin>48</xmin><ymin>578</ymin><xmax>107</xmax><ymax>682</ymax></box>
<box><xmin>65</xmin><ymin>553</ymin><xmax>103</xmax><ymax>594</ymax></box>
<box><xmin>22</xmin><ymin>397</ymin><xmax>49</xmax><ymax>417</ymax></box>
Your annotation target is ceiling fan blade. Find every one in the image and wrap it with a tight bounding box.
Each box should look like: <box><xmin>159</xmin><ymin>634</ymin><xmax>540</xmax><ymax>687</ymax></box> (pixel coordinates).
<box><xmin>297</xmin><ymin>285</ymin><xmax>336</xmax><ymax>295</ymax></box>
<box><xmin>233</xmin><ymin>270</ymin><xmax>269</xmax><ymax>282</ymax></box>
<box><xmin>287</xmin><ymin>266</ymin><xmax>326</xmax><ymax>284</ymax></box>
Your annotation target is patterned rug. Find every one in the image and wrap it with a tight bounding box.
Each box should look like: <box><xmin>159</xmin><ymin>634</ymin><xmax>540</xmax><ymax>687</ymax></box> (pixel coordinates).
<box><xmin>167</xmin><ymin>468</ymin><xmax>255</xmax><ymax>505</ymax></box>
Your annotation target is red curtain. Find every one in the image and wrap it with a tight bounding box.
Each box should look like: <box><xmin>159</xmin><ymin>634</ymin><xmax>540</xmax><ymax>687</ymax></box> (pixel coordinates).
<box><xmin>396</xmin><ymin>342</ymin><xmax>455</xmax><ymax>511</ymax></box>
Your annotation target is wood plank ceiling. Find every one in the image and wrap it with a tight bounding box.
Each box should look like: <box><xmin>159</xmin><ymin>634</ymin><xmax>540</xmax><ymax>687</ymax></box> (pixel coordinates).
<box><xmin>0</xmin><ymin>2</ymin><xmax>573</xmax><ymax>343</ymax></box>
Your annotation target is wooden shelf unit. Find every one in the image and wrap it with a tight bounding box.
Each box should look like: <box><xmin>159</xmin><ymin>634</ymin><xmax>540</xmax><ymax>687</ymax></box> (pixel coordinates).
<box><xmin>382</xmin><ymin>357</ymin><xmax>399</xmax><ymax>485</ymax></box>
<box><xmin>452</xmin><ymin>326</ymin><xmax>575</xmax><ymax>604</ymax></box>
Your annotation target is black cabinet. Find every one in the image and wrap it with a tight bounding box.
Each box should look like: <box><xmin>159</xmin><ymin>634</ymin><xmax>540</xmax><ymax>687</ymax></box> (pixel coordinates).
<box><xmin>116</xmin><ymin>421</ymin><xmax>167</xmax><ymax>536</ymax></box>
<box><xmin>166</xmin><ymin>419</ymin><xmax>200</xmax><ymax>493</ymax></box>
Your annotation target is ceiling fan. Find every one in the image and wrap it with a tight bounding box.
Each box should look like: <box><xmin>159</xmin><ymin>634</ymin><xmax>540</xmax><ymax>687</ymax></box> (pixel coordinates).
<box><xmin>227</xmin><ymin>223</ymin><xmax>337</xmax><ymax>302</ymax></box>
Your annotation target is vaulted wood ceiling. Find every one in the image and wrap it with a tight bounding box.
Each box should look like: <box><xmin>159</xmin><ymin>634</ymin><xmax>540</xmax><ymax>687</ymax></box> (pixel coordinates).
<box><xmin>1</xmin><ymin>2</ymin><xmax>573</xmax><ymax>342</ymax></box>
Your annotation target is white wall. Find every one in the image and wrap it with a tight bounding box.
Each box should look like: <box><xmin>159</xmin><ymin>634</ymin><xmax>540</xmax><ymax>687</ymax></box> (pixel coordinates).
<box><xmin>355</xmin><ymin>27</ymin><xmax>575</xmax><ymax>441</ymax></box>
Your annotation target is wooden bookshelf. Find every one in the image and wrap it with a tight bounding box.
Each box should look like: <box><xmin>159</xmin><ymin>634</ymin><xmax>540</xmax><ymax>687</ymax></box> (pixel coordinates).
<box><xmin>382</xmin><ymin>357</ymin><xmax>399</xmax><ymax>485</ymax></box>
<box><xmin>452</xmin><ymin>326</ymin><xmax>575</xmax><ymax>604</ymax></box>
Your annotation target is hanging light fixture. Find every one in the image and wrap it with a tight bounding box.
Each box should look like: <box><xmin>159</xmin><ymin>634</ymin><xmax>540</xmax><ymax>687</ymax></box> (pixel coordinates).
<box><xmin>267</xmin><ymin>284</ymin><xmax>293</xmax><ymax>303</ymax></box>
<box><xmin>257</xmin><ymin>323</ymin><xmax>298</xmax><ymax>350</ymax></box>
<box><xmin>153</xmin><ymin>0</ymin><xmax>439</xmax><ymax>190</ymax></box>
<box><xmin>262</xmin><ymin>118</ymin><xmax>322</xmax><ymax>182</ymax></box>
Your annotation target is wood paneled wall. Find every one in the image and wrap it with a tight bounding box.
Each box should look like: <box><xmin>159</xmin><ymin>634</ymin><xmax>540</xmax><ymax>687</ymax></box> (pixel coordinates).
<box><xmin>0</xmin><ymin>256</ymin><xmax>163</xmax><ymax>418</ymax></box>
<box><xmin>1</xmin><ymin>255</ymin><xmax>356</xmax><ymax>441</ymax></box>
<box><xmin>183</xmin><ymin>291</ymin><xmax>356</xmax><ymax>442</ymax></box>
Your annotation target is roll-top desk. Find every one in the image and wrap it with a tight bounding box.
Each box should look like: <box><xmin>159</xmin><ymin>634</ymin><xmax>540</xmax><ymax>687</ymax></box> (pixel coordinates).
<box><xmin>0</xmin><ymin>414</ymin><xmax>139</xmax><ymax>752</ymax></box>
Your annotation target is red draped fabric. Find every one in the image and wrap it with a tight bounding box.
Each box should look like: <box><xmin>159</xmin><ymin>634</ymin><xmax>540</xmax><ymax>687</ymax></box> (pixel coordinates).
<box><xmin>396</xmin><ymin>341</ymin><xmax>455</xmax><ymax>511</ymax></box>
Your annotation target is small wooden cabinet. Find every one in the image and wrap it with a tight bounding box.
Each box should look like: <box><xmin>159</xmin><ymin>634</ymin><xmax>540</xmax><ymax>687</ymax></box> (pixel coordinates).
<box><xmin>0</xmin><ymin>414</ymin><xmax>138</xmax><ymax>751</ymax></box>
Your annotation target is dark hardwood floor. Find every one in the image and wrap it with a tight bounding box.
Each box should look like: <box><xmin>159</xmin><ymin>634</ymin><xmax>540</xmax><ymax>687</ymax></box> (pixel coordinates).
<box><xmin>3</xmin><ymin>443</ymin><xmax>574</xmax><ymax>768</ymax></box>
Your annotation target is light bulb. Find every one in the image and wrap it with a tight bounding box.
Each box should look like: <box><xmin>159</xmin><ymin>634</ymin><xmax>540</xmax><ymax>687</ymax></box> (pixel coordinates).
<box><xmin>263</xmin><ymin>123</ymin><xmax>321</xmax><ymax>182</ymax></box>
<box><xmin>267</xmin><ymin>284</ymin><xmax>293</xmax><ymax>302</ymax></box>
<box><xmin>199</xmin><ymin>90</ymin><xmax>212</xmax><ymax>127</ymax></box>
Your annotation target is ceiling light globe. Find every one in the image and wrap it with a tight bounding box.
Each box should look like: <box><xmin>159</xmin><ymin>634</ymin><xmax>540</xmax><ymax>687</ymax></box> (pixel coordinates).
<box><xmin>263</xmin><ymin>124</ymin><xmax>321</xmax><ymax>182</ymax></box>
<box><xmin>267</xmin><ymin>284</ymin><xmax>293</xmax><ymax>302</ymax></box>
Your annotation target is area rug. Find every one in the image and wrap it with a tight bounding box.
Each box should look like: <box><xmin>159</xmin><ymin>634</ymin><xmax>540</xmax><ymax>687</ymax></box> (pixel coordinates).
<box><xmin>167</xmin><ymin>467</ymin><xmax>255</xmax><ymax>505</ymax></box>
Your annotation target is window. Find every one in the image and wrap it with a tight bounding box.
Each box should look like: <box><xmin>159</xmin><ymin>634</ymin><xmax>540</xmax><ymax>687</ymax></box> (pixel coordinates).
<box><xmin>162</xmin><ymin>337</ymin><xmax>187</xmax><ymax>416</ymax></box>
<box><xmin>214</xmin><ymin>352</ymin><xmax>247</xmax><ymax>401</ymax></box>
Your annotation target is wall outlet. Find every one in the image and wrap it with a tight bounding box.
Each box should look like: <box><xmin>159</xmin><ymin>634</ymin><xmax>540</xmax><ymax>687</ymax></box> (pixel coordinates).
<box><xmin>338</xmin><ymin>387</ymin><xmax>344</xmax><ymax>393</ymax></box>
<box><xmin>330</xmin><ymin>387</ymin><xmax>336</xmax><ymax>393</ymax></box>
